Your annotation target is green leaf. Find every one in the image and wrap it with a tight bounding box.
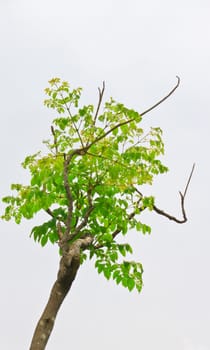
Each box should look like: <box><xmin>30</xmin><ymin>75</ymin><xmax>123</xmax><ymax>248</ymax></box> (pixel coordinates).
<box><xmin>109</xmin><ymin>251</ymin><xmax>118</xmax><ymax>262</ymax></box>
<box><xmin>116</xmin><ymin>275</ymin><xmax>122</xmax><ymax>285</ymax></box>
<box><xmin>142</xmin><ymin>224</ymin><xmax>151</xmax><ymax>234</ymax></box>
<box><xmin>136</xmin><ymin>222</ymin><xmax>142</xmax><ymax>232</ymax></box>
<box><xmin>125</xmin><ymin>244</ymin><xmax>133</xmax><ymax>254</ymax></box>
<box><xmin>118</xmin><ymin>244</ymin><xmax>126</xmax><ymax>257</ymax></box>
<box><xmin>127</xmin><ymin>278</ymin><xmax>135</xmax><ymax>291</ymax></box>
<box><xmin>103</xmin><ymin>267</ymin><xmax>111</xmax><ymax>280</ymax></box>
<box><xmin>41</xmin><ymin>235</ymin><xmax>48</xmax><ymax>247</ymax></box>
<box><xmin>113</xmin><ymin>269</ymin><xmax>120</xmax><ymax>280</ymax></box>
<box><xmin>122</xmin><ymin>277</ymin><xmax>128</xmax><ymax>287</ymax></box>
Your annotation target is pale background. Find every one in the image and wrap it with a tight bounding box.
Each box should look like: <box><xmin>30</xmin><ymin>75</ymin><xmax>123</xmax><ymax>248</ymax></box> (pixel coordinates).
<box><xmin>0</xmin><ymin>1</ymin><xmax>209</xmax><ymax>349</ymax></box>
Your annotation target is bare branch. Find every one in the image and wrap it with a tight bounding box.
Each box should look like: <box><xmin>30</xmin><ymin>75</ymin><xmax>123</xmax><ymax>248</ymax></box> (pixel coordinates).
<box><xmin>153</xmin><ymin>163</ymin><xmax>195</xmax><ymax>223</ymax></box>
<box><xmin>94</xmin><ymin>163</ymin><xmax>194</xmax><ymax>249</ymax></box>
<box><xmin>93</xmin><ymin>81</ymin><xmax>105</xmax><ymax>124</ymax></box>
<box><xmin>153</xmin><ymin>202</ymin><xmax>187</xmax><ymax>223</ymax></box>
<box><xmin>87</xmin><ymin>77</ymin><xmax>180</xmax><ymax>150</ymax></box>
<box><xmin>183</xmin><ymin>162</ymin><xmax>195</xmax><ymax>197</ymax></box>
<box><xmin>140</xmin><ymin>76</ymin><xmax>180</xmax><ymax>117</ymax></box>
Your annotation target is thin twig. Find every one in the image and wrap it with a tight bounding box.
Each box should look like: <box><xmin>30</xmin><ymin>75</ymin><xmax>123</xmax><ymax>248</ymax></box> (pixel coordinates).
<box><xmin>153</xmin><ymin>163</ymin><xmax>195</xmax><ymax>223</ymax></box>
<box><xmin>183</xmin><ymin>163</ymin><xmax>195</xmax><ymax>197</ymax></box>
<box><xmin>93</xmin><ymin>81</ymin><xmax>105</xmax><ymax>124</ymax></box>
<box><xmin>45</xmin><ymin>208</ymin><xmax>54</xmax><ymax>218</ymax></box>
<box><xmin>141</xmin><ymin>76</ymin><xmax>180</xmax><ymax>117</ymax></box>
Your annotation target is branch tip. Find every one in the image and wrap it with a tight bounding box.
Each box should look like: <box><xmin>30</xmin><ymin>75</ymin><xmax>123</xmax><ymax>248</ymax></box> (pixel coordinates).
<box><xmin>176</xmin><ymin>75</ymin><xmax>181</xmax><ymax>86</ymax></box>
<box><xmin>94</xmin><ymin>81</ymin><xmax>106</xmax><ymax>123</ymax></box>
<box><xmin>183</xmin><ymin>163</ymin><xmax>195</xmax><ymax>198</ymax></box>
<box><xmin>141</xmin><ymin>76</ymin><xmax>181</xmax><ymax>117</ymax></box>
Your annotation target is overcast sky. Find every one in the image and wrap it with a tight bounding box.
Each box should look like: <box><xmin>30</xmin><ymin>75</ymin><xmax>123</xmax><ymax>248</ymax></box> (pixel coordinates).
<box><xmin>1</xmin><ymin>1</ymin><xmax>210</xmax><ymax>349</ymax></box>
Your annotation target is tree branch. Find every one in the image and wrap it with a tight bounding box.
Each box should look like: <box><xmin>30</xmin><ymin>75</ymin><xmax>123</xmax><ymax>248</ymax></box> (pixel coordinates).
<box><xmin>93</xmin><ymin>81</ymin><xmax>105</xmax><ymax>124</ymax></box>
<box><xmin>140</xmin><ymin>76</ymin><xmax>180</xmax><ymax>117</ymax></box>
<box><xmin>183</xmin><ymin>162</ymin><xmax>195</xmax><ymax>197</ymax></box>
<box><xmin>45</xmin><ymin>208</ymin><xmax>54</xmax><ymax>218</ymax></box>
<box><xmin>153</xmin><ymin>163</ymin><xmax>195</xmax><ymax>223</ymax></box>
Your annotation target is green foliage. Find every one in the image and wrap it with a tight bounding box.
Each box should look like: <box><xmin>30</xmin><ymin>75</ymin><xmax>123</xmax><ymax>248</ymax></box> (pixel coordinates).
<box><xmin>1</xmin><ymin>78</ymin><xmax>168</xmax><ymax>292</ymax></box>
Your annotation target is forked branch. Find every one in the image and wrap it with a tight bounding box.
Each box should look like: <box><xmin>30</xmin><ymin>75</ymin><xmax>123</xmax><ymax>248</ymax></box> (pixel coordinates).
<box><xmin>153</xmin><ymin>163</ymin><xmax>195</xmax><ymax>223</ymax></box>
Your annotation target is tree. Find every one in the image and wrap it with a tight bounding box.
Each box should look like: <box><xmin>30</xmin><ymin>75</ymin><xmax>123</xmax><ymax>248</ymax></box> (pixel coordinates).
<box><xmin>1</xmin><ymin>77</ymin><xmax>194</xmax><ymax>350</ymax></box>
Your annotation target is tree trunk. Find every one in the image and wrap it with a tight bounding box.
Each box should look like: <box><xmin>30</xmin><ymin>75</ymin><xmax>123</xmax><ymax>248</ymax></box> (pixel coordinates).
<box><xmin>29</xmin><ymin>237</ymin><xmax>92</xmax><ymax>350</ymax></box>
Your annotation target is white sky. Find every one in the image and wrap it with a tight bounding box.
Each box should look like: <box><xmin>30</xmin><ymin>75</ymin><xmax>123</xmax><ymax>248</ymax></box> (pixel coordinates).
<box><xmin>0</xmin><ymin>0</ymin><xmax>210</xmax><ymax>349</ymax></box>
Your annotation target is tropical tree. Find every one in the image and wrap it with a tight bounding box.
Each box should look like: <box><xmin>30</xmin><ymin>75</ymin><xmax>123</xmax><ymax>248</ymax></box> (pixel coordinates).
<box><xmin>1</xmin><ymin>77</ymin><xmax>194</xmax><ymax>350</ymax></box>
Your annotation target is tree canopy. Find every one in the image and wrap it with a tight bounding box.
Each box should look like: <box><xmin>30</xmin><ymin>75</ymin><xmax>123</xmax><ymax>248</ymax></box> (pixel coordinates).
<box><xmin>2</xmin><ymin>78</ymin><xmax>187</xmax><ymax>293</ymax></box>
